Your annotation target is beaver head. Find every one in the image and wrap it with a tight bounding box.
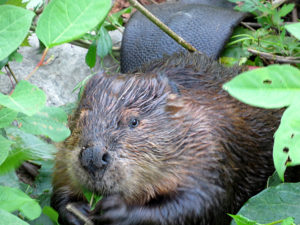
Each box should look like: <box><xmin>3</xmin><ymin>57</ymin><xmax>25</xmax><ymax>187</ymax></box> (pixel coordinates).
<box><xmin>63</xmin><ymin>72</ymin><xmax>211</xmax><ymax>205</ymax></box>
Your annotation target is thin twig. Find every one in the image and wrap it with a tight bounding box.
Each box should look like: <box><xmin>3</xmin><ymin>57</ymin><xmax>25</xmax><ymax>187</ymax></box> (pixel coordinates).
<box><xmin>66</xmin><ymin>204</ymin><xmax>94</xmax><ymax>225</ymax></box>
<box><xmin>242</xmin><ymin>22</ymin><xmax>262</xmax><ymax>28</ymax></box>
<box><xmin>292</xmin><ymin>8</ymin><xmax>298</xmax><ymax>22</ymax></box>
<box><xmin>127</xmin><ymin>0</ymin><xmax>199</xmax><ymax>53</ymax></box>
<box><xmin>248</xmin><ymin>48</ymin><xmax>300</xmax><ymax>64</ymax></box>
<box><xmin>4</xmin><ymin>66</ymin><xmax>15</xmax><ymax>89</ymax></box>
<box><xmin>5</xmin><ymin>64</ymin><xmax>18</xmax><ymax>83</ymax></box>
<box><xmin>241</xmin><ymin>22</ymin><xmax>256</xmax><ymax>31</ymax></box>
<box><xmin>25</xmin><ymin>47</ymin><xmax>49</xmax><ymax>80</ymax></box>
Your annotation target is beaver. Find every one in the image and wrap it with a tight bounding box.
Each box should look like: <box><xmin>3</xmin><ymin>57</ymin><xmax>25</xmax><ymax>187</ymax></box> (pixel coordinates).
<box><xmin>51</xmin><ymin>52</ymin><xmax>282</xmax><ymax>225</ymax></box>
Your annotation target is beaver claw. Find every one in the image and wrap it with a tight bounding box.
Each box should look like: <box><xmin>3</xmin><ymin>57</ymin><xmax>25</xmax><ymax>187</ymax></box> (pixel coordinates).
<box><xmin>90</xmin><ymin>195</ymin><xmax>130</xmax><ymax>225</ymax></box>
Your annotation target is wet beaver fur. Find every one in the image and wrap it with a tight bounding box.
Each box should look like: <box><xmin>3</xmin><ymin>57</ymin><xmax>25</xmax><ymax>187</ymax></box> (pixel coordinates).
<box><xmin>51</xmin><ymin>52</ymin><xmax>282</xmax><ymax>225</ymax></box>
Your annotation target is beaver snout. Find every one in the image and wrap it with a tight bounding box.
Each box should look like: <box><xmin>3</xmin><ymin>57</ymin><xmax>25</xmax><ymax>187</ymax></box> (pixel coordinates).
<box><xmin>79</xmin><ymin>146</ymin><xmax>111</xmax><ymax>176</ymax></box>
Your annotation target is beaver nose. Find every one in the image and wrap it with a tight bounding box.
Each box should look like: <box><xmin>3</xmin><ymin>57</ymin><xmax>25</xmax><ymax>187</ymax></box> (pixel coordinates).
<box><xmin>79</xmin><ymin>146</ymin><xmax>111</xmax><ymax>175</ymax></box>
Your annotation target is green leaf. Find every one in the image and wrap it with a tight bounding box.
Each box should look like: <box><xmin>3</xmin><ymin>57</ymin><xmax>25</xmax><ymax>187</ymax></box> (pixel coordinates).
<box><xmin>0</xmin><ymin>135</ymin><xmax>13</xmax><ymax>165</ymax></box>
<box><xmin>85</xmin><ymin>40</ymin><xmax>97</xmax><ymax>68</ymax></box>
<box><xmin>18</xmin><ymin>106</ymin><xmax>70</xmax><ymax>142</ymax></box>
<box><xmin>42</xmin><ymin>206</ymin><xmax>59</xmax><ymax>225</ymax></box>
<box><xmin>273</xmin><ymin>104</ymin><xmax>300</xmax><ymax>180</ymax></box>
<box><xmin>96</xmin><ymin>26</ymin><xmax>112</xmax><ymax>58</ymax></box>
<box><xmin>9</xmin><ymin>50</ymin><xmax>23</xmax><ymax>62</ymax></box>
<box><xmin>229</xmin><ymin>214</ymin><xmax>258</xmax><ymax>225</ymax></box>
<box><xmin>59</xmin><ymin>102</ymin><xmax>77</xmax><ymax>116</ymax></box>
<box><xmin>0</xmin><ymin>186</ymin><xmax>41</xmax><ymax>220</ymax></box>
<box><xmin>107</xmin><ymin>6</ymin><xmax>132</xmax><ymax>28</ymax></box>
<box><xmin>6</xmin><ymin>128</ymin><xmax>57</xmax><ymax>160</ymax></box>
<box><xmin>232</xmin><ymin>183</ymin><xmax>300</xmax><ymax>225</ymax></box>
<box><xmin>0</xmin><ymin>209</ymin><xmax>29</xmax><ymax>225</ymax></box>
<box><xmin>0</xmin><ymin>0</ymin><xmax>8</xmax><ymax>4</ymax></box>
<box><xmin>281</xmin><ymin>217</ymin><xmax>295</xmax><ymax>225</ymax></box>
<box><xmin>0</xmin><ymin>5</ymin><xmax>34</xmax><ymax>61</ymax></box>
<box><xmin>267</xmin><ymin>171</ymin><xmax>283</xmax><ymax>188</ymax></box>
<box><xmin>36</xmin><ymin>0</ymin><xmax>111</xmax><ymax>48</ymax></box>
<box><xmin>32</xmin><ymin>160</ymin><xmax>53</xmax><ymax>196</ymax></box>
<box><xmin>285</xmin><ymin>23</ymin><xmax>300</xmax><ymax>40</ymax></box>
<box><xmin>278</xmin><ymin>4</ymin><xmax>295</xmax><ymax>18</ymax></box>
<box><xmin>0</xmin><ymin>80</ymin><xmax>46</xmax><ymax>116</ymax></box>
<box><xmin>223</xmin><ymin>65</ymin><xmax>300</xmax><ymax>109</ymax></box>
<box><xmin>0</xmin><ymin>57</ymin><xmax>9</xmax><ymax>69</ymax></box>
<box><xmin>0</xmin><ymin>128</ymin><xmax>56</xmax><ymax>173</ymax></box>
<box><xmin>5</xmin><ymin>0</ymin><xmax>27</xmax><ymax>8</ymax></box>
<box><xmin>0</xmin><ymin>108</ymin><xmax>17</xmax><ymax>128</ymax></box>
<box><xmin>0</xmin><ymin>171</ymin><xmax>20</xmax><ymax>188</ymax></box>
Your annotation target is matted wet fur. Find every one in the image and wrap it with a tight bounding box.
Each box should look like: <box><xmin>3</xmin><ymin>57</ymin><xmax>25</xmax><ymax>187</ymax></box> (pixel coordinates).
<box><xmin>51</xmin><ymin>52</ymin><xmax>282</xmax><ymax>225</ymax></box>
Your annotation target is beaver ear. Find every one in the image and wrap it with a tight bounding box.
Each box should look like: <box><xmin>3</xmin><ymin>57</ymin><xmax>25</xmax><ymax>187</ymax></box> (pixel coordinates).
<box><xmin>165</xmin><ymin>93</ymin><xmax>185</xmax><ymax>116</ymax></box>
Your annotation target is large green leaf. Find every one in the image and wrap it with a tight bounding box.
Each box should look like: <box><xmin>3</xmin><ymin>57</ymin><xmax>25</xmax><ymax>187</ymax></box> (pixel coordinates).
<box><xmin>0</xmin><ymin>135</ymin><xmax>13</xmax><ymax>165</ymax></box>
<box><xmin>0</xmin><ymin>108</ymin><xmax>17</xmax><ymax>128</ymax></box>
<box><xmin>0</xmin><ymin>128</ymin><xmax>56</xmax><ymax>173</ymax></box>
<box><xmin>0</xmin><ymin>209</ymin><xmax>29</xmax><ymax>225</ymax></box>
<box><xmin>223</xmin><ymin>65</ymin><xmax>300</xmax><ymax>108</ymax></box>
<box><xmin>18</xmin><ymin>106</ymin><xmax>70</xmax><ymax>142</ymax></box>
<box><xmin>0</xmin><ymin>81</ymin><xmax>46</xmax><ymax>116</ymax></box>
<box><xmin>0</xmin><ymin>5</ymin><xmax>34</xmax><ymax>61</ymax></box>
<box><xmin>0</xmin><ymin>186</ymin><xmax>41</xmax><ymax>220</ymax></box>
<box><xmin>231</xmin><ymin>183</ymin><xmax>300</xmax><ymax>225</ymax></box>
<box><xmin>42</xmin><ymin>206</ymin><xmax>59</xmax><ymax>225</ymax></box>
<box><xmin>273</xmin><ymin>103</ymin><xmax>300</xmax><ymax>180</ymax></box>
<box><xmin>36</xmin><ymin>0</ymin><xmax>111</xmax><ymax>48</ymax></box>
<box><xmin>285</xmin><ymin>22</ymin><xmax>300</xmax><ymax>40</ymax></box>
<box><xmin>6</xmin><ymin>128</ymin><xmax>57</xmax><ymax>159</ymax></box>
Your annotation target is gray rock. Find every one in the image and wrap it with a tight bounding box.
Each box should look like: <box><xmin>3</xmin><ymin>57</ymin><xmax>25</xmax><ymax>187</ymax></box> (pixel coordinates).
<box><xmin>0</xmin><ymin>31</ymin><xmax>121</xmax><ymax>106</ymax></box>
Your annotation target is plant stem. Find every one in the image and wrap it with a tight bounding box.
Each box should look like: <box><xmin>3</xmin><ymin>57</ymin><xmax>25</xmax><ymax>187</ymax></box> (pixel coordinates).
<box><xmin>127</xmin><ymin>0</ymin><xmax>199</xmax><ymax>53</ymax></box>
<box><xmin>248</xmin><ymin>48</ymin><xmax>300</xmax><ymax>64</ymax></box>
<box><xmin>25</xmin><ymin>47</ymin><xmax>49</xmax><ymax>80</ymax></box>
<box><xmin>5</xmin><ymin>64</ymin><xmax>18</xmax><ymax>83</ymax></box>
<box><xmin>241</xmin><ymin>22</ymin><xmax>256</xmax><ymax>31</ymax></box>
<box><xmin>264</xmin><ymin>219</ymin><xmax>284</xmax><ymax>225</ymax></box>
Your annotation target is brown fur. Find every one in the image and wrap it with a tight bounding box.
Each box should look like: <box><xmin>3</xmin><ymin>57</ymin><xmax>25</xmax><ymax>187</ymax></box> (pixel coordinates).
<box><xmin>51</xmin><ymin>52</ymin><xmax>282</xmax><ymax>225</ymax></box>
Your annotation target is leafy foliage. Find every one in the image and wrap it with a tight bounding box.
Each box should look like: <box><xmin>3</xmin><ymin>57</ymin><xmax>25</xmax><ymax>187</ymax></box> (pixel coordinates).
<box><xmin>0</xmin><ymin>5</ymin><xmax>34</xmax><ymax>61</ymax></box>
<box><xmin>0</xmin><ymin>0</ymin><xmax>114</xmax><ymax>223</ymax></box>
<box><xmin>0</xmin><ymin>81</ymin><xmax>46</xmax><ymax>116</ymax></box>
<box><xmin>223</xmin><ymin>0</ymin><xmax>300</xmax><ymax>67</ymax></box>
<box><xmin>0</xmin><ymin>186</ymin><xmax>42</xmax><ymax>220</ymax></box>
<box><xmin>36</xmin><ymin>0</ymin><xmax>111</xmax><ymax>48</ymax></box>
<box><xmin>231</xmin><ymin>183</ymin><xmax>300</xmax><ymax>225</ymax></box>
<box><xmin>223</xmin><ymin>0</ymin><xmax>300</xmax><ymax>224</ymax></box>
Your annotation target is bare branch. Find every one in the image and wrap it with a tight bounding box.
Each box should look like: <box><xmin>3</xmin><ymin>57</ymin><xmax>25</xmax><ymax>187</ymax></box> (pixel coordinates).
<box><xmin>248</xmin><ymin>48</ymin><xmax>300</xmax><ymax>64</ymax></box>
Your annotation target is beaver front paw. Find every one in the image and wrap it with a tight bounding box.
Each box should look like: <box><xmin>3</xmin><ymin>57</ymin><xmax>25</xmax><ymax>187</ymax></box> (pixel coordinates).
<box><xmin>90</xmin><ymin>195</ymin><xmax>131</xmax><ymax>225</ymax></box>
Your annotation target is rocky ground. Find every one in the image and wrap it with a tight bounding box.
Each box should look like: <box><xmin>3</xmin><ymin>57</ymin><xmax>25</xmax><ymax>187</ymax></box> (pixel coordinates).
<box><xmin>0</xmin><ymin>30</ymin><xmax>122</xmax><ymax>106</ymax></box>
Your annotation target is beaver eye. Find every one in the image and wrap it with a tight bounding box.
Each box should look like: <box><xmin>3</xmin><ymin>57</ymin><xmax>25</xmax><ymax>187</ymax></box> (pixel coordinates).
<box><xmin>129</xmin><ymin>118</ymin><xmax>139</xmax><ymax>128</ymax></box>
